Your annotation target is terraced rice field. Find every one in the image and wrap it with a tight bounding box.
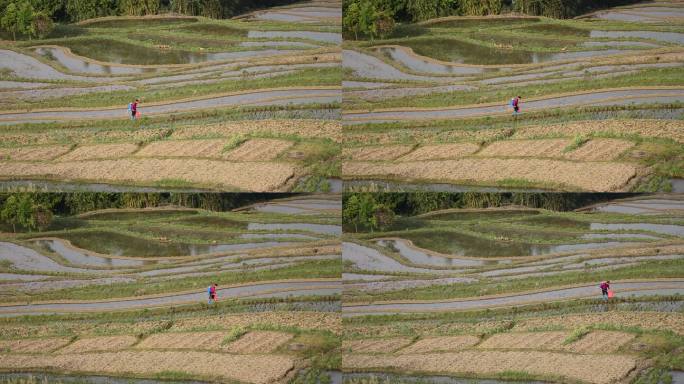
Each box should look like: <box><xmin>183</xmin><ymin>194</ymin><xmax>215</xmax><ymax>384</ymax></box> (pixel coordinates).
<box><xmin>342</xmin><ymin>1</ymin><xmax>684</xmax><ymax>192</ymax></box>
<box><xmin>0</xmin><ymin>193</ymin><xmax>342</xmax><ymax>383</ymax></box>
<box><xmin>341</xmin><ymin>193</ymin><xmax>684</xmax><ymax>384</ymax></box>
<box><xmin>0</xmin><ymin>1</ymin><xmax>342</xmax><ymax>192</ymax></box>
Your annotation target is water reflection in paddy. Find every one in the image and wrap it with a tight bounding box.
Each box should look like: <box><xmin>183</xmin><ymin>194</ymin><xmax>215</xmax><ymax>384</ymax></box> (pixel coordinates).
<box><xmin>33</xmin><ymin>239</ymin><xmax>146</xmax><ymax>267</ymax></box>
<box><xmin>377</xmin><ymin>239</ymin><xmax>484</xmax><ymax>267</ymax></box>
<box><xmin>379</xmin><ymin>44</ymin><xmax>633</xmax><ymax>73</ymax></box>
<box><xmin>57</xmin><ymin>231</ymin><xmax>292</xmax><ymax>257</ymax></box>
<box><xmin>38</xmin><ymin>41</ymin><xmax>299</xmax><ymax>68</ymax></box>
<box><xmin>399</xmin><ymin>230</ymin><xmax>638</xmax><ymax>257</ymax></box>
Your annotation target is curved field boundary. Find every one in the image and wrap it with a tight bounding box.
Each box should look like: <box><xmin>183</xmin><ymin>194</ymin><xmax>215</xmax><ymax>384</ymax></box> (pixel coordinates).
<box><xmin>76</xmin><ymin>15</ymin><xmax>200</xmax><ymax>26</ymax></box>
<box><xmin>0</xmin><ymin>279</ymin><xmax>342</xmax><ymax>315</ymax></box>
<box><xmin>373</xmin><ymin>44</ymin><xmax>640</xmax><ymax>72</ymax></box>
<box><xmin>0</xmin><ymin>87</ymin><xmax>341</xmax><ymax>123</ymax></box>
<box><xmin>342</xmin><ymin>279</ymin><xmax>684</xmax><ymax>316</ymax></box>
<box><xmin>31</xmin><ymin>44</ymin><xmax>306</xmax><ymax>72</ymax></box>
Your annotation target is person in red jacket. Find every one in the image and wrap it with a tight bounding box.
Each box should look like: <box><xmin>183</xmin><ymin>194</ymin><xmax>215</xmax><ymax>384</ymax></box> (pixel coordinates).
<box><xmin>512</xmin><ymin>95</ymin><xmax>521</xmax><ymax>115</ymax></box>
<box><xmin>600</xmin><ymin>280</ymin><xmax>610</xmax><ymax>300</ymax></box>
<box><xmin>130</xmin><ymin>98</ymin><xmax>140</xmax><ymax>120</ymax></box>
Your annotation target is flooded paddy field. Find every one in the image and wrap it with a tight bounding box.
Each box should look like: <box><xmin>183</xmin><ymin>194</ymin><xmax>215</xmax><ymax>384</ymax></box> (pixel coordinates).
<box><xmin>0</xmin><ymin>1</ymin><xmax>342</xmax><ymax>192</ymax></box>
<box><xmin>341</xmin><ymin>191</ymin><xmax>684</xmax><ymax>383</ymax></box>
<box><xmin>342</xmin><ymin>0</ymin><xmax>684</xmax><ymax>192</ymax></box>
<box><xmin>0</xmin><ymin>192</ymin><xmax>342</xmax><ymax>384</ymax></box>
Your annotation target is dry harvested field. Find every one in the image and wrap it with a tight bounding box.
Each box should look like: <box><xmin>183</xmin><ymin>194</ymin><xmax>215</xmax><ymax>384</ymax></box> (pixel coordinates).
<box><xmin>0</xmin><ymin>159</ymin><xmax>295</xmax><ymax>191</ymax></box>
<box><xmin>59</xmin><ymin>335</ymin><xmax>138</xmax><ymax>353</ymax></box>
<box><xmin>477</xmin><ymin>139</ymin><xmax>571</xmax><ymax>158</ymax></box>
<box><xmin>399</xmin><ymin>143</ymin><xmax>480</xmax><ymax>161</ymax></box>
<box><xmin>564</xmin><ymin>139</ymin><xmax>635</xmax><ymax>161</ymax></box>
<box><xmin>342</xmin><ymin>0</ymin><xmax>684</xmax><ymax>192</ymax></box>
<box><xmin>0</xmin><ymin>145</ymin><xmax>72</xmax><ymax>161</ymax></box>
<box><xmin>223</xmin><ymin>331</ymin><xmax>294</xmax><ymax>353</ymax></box>
<box><xmin>224</xmin><ymin>139</ymin><xmax>294</xmax><ymax>161</ymax></box>
<box><xmin>0</xmin><ymin>337</ymin><xmax>72</xmax><ymax>353</ymax></box>
<box><xmin>342</xmin><ymin>351</ymin><xmax>637</xmax><ymax>384</ymax></box>
<box><xmin>0</xmin><ymin>0</ymin><xmax>342</xmax><ymax>192</ymax></box>
<box><xmin>396</xmin><ymin>335</ymin><xmax>480</xmax><ymax>354</ymax></box>
<box><xmin>57</xmin><ymin>143</ymin><xmax>140</xmax><ymax>161</ymax></box>
<box><xmin>514</xmin><ymin>311</ymin><xmax>684</xmax><ymax>335</ymax></box>
<box><xmin>134</xmin><ymin>139</ymin><xmax>226</xmax><ymax>158</ymax></box>
<box><xmin>135</xmin><ymin>331</ymin><xmax>225</xmax><ymax>350</ymax></box>
<box><xmin>342</xmin><ymin>337</ymin><xmax>414</xmax><ymax>353</ymax></box>
<box><xmin>478</xmin><ymin>331</ymin><xmax>634</xmax><ymax>353</ymax></box>
<box><xmin>171</xmin><ymin>120</ymin><xmax>343</xmax><ymax>143</ymax></box>
<box><xmin>0</xmin><ymin>351</ymin><xmax>295</xmax><ymax>384</ymax></box>
<box><xmin>343</xmin><ymin>145</ymin><xmax>414</xmax><ymax>161</ymax></box>
<box><xmin>0</xmin><ymin>193</ymin><xmax>342</xmax><ymax>384</ymax></box>
<box><xmin>341</xmin><ymin>194</ymin><xmax>684</xmax><ymax>383</ymax></box>
<box><xmin>344</xmin><ymin>158</ymin><xmax>637</xmax><ymax>191</ymax></box>
<box><xmin>513</xmin><ymin>120</ymin><xmax>684</xmax><ymax>144</ymax></box>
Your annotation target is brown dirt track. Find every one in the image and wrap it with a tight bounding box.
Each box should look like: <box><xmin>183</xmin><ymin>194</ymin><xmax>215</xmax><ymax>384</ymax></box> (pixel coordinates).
<box><xmin>0</xmin><ymin>351</ymin><xmax>294</xmax><ymax>384</ymax></box>
<box><xmin>0</xmin><ymin>159</ymin><xmax>295</xmax><ymax>191</ymax></box>
<box><xmin>58</xmin><ymin>143</ymin><xmax>139</xmax><ymax>161</ymax></box>
<box><xmin>342</xmin><ymin>351</ymin><xmax>637</xmax><ymax>384</ymax></box>
<box><xmin>343</xmin><ymin>158</ymin><xmax>637</xmax><ymax>191</ymax></box>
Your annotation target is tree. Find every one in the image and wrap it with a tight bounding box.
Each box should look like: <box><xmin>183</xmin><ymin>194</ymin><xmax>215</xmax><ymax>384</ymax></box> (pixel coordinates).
<box><xmin>343</xmin><ymin>194</ymin><xmax>361</xmax><ymax>232</ymax></box>
<box><xmin>31</xmin><ymin>11</ymin><xmax>53</xmax><ymax>38</ymax></box>
<box><xmin>358</xmin><ymin>0</ymin><xmax>378</xmax><ymax>41</ymax></box>
<box><xmin>117</xmin><ymin>0</ymin><xmax>160</xmax><ymax>16</ymax></box>
<box><xmin>0</xmin><ymin>195</ymin><xmax>52</xmax><ymax>232</ymax></box>
<box><xmin>343</xmin><ymin>0</ymin><xmax>361</xmax><ymax>40</ymax></box>
<box><xmin>1</xmin><ymin>2</ymin><xmax>20</xmax><ymax>40</ymax></box>
<box><xmin>65</xmin><ymin>0</ymin><xmax>116</xmax><ymax>22</ymax></box>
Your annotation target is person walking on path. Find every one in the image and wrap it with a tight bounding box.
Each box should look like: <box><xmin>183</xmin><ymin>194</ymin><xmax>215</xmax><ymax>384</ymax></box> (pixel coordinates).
<box><xmin>129</xmin><ymin>98</ymin><xmax>140</xmax><ymax>120</ymax></box>
<box><xmin>207</xmin><ymin>283</ymin><xmax>218</xmax><ymax>304</ymax></box>
<box><xmin>600</xmin><ymin>280</ymin><xmax>610</xmax><ymax>300</ymax></box>
<box><xmin>511</xmin><ymin>95</ymin><xmax>521</xmax><ymax>116</ymax></box>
